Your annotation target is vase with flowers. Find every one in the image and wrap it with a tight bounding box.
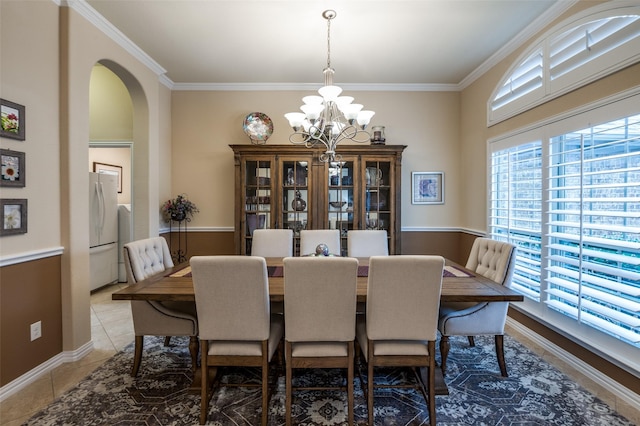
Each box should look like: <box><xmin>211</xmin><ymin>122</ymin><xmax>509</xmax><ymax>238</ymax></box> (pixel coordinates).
<box><xmin>161</xmin><ymin>194</ymin><xmax>199</xmax><ymax>222</ymax></box>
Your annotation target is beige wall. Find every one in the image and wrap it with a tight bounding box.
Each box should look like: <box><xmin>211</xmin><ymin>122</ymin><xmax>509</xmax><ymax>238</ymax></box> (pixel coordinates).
<box><xmin>89</xmin><ymin>65</ymin><xmax>133</xmax><ymax>141</ymax></box>
<box><xmin>171</xmin><ymin>90</ymin><xmax>461</xmax><ymax>230</ymax></box>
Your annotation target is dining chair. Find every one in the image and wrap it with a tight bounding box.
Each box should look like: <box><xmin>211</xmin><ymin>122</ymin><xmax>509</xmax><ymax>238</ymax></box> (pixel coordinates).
<box><xmin>438</xmin><ymin>237</ymin><xmax>517</xmax><ymax>377</ymax></box>
<box><xmin>190</xmin><ymin>255</ymin><xmax>284</xmax><ymax>426</ymax></box>
<box><xmin>283</xmin><ymin>256</ymin><xmax>358</xmax><ymax>426</ymax></box>
<box><xmin>251</xmin><ymin>228</ymin><xmax>294</xmax><ymax>257</ymax></box>
<box><xmin>299</xmin><ymin>229</ymin><xmax>341</xmax><ymax>256</ymax></box>
<box><xmin>123</xmin><ymin>237</ymin><xmax>198</xmax><ymax>377</ymax></box>
<box><xmin>347</xmin><ymin>230</ymin><xmax>389</xmax><ymax>257</ymax></box>
<box><xmin>355</xmin><ymin>255</ymin><xmax>444</xmax><ymax>426</ymax></box>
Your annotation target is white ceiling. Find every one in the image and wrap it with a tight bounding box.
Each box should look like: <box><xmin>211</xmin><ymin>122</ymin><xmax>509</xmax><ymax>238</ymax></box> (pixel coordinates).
<box><xmin>82</xmin><ymin>0</ymin><xmax>569</xmax><ymax>89</ymax></box>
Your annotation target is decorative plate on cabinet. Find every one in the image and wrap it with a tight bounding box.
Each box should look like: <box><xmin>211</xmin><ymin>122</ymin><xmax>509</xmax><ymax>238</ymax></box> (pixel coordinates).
<box><xmin>243</xmin><ymin>112</ymin><xmax>273</xmax><ymax>144</ymax></box>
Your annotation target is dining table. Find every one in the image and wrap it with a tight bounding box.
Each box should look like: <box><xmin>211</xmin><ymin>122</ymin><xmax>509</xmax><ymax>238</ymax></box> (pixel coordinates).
<box><xmin>112</xmin><ymin>256</ymin><xmax>524</xmax><ymax>395</ymax></box>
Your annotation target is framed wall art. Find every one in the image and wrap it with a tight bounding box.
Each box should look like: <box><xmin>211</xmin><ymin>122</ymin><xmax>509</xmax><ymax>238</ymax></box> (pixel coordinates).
<box><xmin>0</xmin><ymin>99</ymin><xmax>26</xmax><ymax>141</ymax></box>
<box><xmin>1</xmin><ymin>198</ymin><xmax>27</xmax><ymax>236</ymax></box>
<box><xmin>1</xmin><ymin>149</ymin><xmax>26</xmax><ymax>187</ymax></box>
<box><xmin>93</xmin><ymin>161</ymin><xmax>122</xmax><ymax>193</ymax></box>
<box><xmin>412</xmin><ymin>171</ymin><xmax>444</xmax><ymax>205</ymax></box>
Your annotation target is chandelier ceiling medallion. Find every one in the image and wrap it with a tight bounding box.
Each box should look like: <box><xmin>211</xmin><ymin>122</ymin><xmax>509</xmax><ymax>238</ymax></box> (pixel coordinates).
<box><xmin>285</xmin><ymin>9</ymin><xmax>375</xmax><ymax>163</ymax></box>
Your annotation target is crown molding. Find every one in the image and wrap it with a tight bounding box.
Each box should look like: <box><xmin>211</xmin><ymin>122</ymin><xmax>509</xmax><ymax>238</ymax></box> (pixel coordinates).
<box><xmin>65</xmin><ymin>0</ymin><xmax>167</xmax><ymax>79</ymax></box>
<box><xmin>459</xmin><ymin>0</ymin><xmax>578</xmax><ymax>90</ymax></box>
<box><xmin>171</xmin><ymin>82</ymin><xmax>459</xmax><ymax>92</ymax></box>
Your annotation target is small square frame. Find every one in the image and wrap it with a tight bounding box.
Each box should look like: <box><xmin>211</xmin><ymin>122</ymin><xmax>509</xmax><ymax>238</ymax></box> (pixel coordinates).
<box><xmin>0</xmin><ymin>149</ymin><xmax>26</xmax><ymax>187</ymax></box>
<box><xmin>0</xmin><ymin>99</ymin><xmax>26</xmax><ymax>141</ymax></box>
<box><xmin>1</xmin><ymin>198</ymin><xmax>28</xmax><ymax>236</ymax></box>
<box><xmin>412</xmin><ymin>172</ymin><xmax>444</xmax><ymax>204</ymax></box>
<box><xmin>93</xmin><ymin>162</ymin><xmax>122</xmax><ymax>193</ymax></box>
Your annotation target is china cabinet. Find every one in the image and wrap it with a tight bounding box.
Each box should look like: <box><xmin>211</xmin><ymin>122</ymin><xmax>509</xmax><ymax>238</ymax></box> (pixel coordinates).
<box><xmin>231</xmin><ymin>144</ymin><xmax>406</xmax><ymax>256</ymax></box>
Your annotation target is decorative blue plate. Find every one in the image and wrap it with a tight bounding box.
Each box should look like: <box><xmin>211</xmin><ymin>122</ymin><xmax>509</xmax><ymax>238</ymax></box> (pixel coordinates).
<box><xmin>243</xmin><ymin>112</ymin><xmax>273</xmax><ymax>144</ymax></box>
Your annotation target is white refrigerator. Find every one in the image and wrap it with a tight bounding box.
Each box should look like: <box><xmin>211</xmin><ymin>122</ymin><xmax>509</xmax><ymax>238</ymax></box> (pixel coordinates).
<box><xmin>89</xmin><ymin>172</ymin><xmax>119</xmax><ymax>291</ymax></box>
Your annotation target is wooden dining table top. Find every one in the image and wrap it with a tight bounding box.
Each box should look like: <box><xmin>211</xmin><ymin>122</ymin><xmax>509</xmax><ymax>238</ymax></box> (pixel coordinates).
<box><xmin>112</xmin><ymin>257</ymin><xmax>524</xmax><ymax>304</ymax></box>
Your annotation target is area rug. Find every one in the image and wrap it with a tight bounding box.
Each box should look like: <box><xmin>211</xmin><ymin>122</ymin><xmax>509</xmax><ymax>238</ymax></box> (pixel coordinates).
<box><xmin>24</xmin><ymin>335</ymin><xmax>634</xmax><ymax>425</ymax></box>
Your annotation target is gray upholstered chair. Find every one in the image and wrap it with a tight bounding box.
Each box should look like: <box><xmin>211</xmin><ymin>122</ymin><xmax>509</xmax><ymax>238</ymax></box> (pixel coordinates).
<box><xmin>438</xmin><ymin>237</ymin><xmax>517</xmax><ymax>377</ymax></box>
<box><xmin>251</xmin><ymin>228</ymin><xmax>294</xmax><ymax>257</ymax></box>
<box><xmin>299</xmin><ymin>229</ymin><xmax>341</xmax><ymax>256</ymax></box>
<box><xmin>356</xmin><ymin>255</ymin><xmax>444</xmax><ymax>426</ymax></box>
<box><xmin>283</xmin><ymin>256</ymin><xmax>358</xmax><ymax>426</ymax></box>
<box><xmin>190</xmin><ymin>255</ymin><xmax>284</xmax><ymax>426</ymax></box>
<box><xmin>347</xmin><ymin>230</ymin><xmax>389</xmax><ymax>257</ymax></box>
<box><xmin>123</xmin><ymin>237</ymin><xmax>198</xmax><ymax>377</ymax></box>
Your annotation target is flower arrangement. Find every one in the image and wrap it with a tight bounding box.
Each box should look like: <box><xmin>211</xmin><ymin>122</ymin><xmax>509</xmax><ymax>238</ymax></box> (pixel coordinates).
<box><xmin>161</xmin><ymin>194</ymin><xmax>199</xmax><ymax>222</ymax></box>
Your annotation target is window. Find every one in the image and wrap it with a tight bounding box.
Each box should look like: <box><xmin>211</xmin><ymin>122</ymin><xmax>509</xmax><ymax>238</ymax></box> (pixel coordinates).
<box><xmin>489</xmin><ymin>5</ymin><xmax>640</xmax><ymax>125</ymax></box>
<box><xmin>546</xmin><ymin>117</ymin><xmax>640</xmax><ymax>346</ymax></box>
<box><xmin>490</xmin><ymin>105</ymin><xmax>640</xmax><ymax>367</ymax></box>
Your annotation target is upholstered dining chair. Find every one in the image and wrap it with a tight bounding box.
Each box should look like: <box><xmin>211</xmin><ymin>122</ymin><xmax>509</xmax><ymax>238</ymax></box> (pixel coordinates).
<box><xmin>355</xmin><ymin>255</ymin><xmax>444</xmax><ymax>426</ymax></box>
<box><xmin>251</xmin><ymin>228</ymin><xmax>294</xmax><ymax>257</ymax></box>
<box><xmin>190</xmin><ymin>255</ymin><xmax>284</xmax><ymax>426</ymax></box>
<box><xmin>438</xmin><ymin>237</ymin><xmax>517</xmax><ymax>377</ymax></box>
<box><xmin>123</xmin><ymin>237</ymin><xmax>198</xmax><ymax>377</ymax></box>
<box><xmin>283</xmin><ymin>256</ymin><xmax>358</xmax><ymax>426</ymax></box>
<box><xmin>347</xmin><ymin>230</ymin><xmax>389</xmax><ymax>257</ymax></box>
<box><xmin>299</xmin><ymin>229</ymin><xmax>341</xmax><ymax>256</ymax></box>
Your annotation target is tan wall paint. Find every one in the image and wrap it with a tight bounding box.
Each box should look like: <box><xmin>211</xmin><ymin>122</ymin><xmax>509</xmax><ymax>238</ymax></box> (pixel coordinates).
<box><xmin>171</xmin><ymin>90</ymin><xmax>461</xmax><ymax>229</ymax></box>
<box><xmin>0</xmin><ymin>0</ymin><xmax>60</xmax><ymax>255</ymax></box>
<box><xmin>89</xmin><ymin>65</ymin><xmax>133</xmax><ymax>141</ymax></box>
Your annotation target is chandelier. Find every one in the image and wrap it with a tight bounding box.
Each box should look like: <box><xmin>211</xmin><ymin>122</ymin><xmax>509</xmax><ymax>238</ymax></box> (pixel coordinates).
<box><xmin>285</xmin><ymin>10</ymin><xmax>375</xmax><ymax>163</ymax></box>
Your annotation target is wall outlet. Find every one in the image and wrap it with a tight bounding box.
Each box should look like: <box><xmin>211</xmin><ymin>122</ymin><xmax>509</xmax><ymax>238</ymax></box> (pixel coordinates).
<box><xmin>30</xmin><ymin>321</ymin><xmax>42</xmax><ymax>341</ymax></box>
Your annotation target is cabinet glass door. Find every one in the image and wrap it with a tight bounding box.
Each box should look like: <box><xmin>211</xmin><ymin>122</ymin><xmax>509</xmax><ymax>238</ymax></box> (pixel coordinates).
<box><xmin>243</xmin><ymin>159</ymin><xmax>272</xmax><ymax>254</ymax></box>
<box><xmin>328</xmin><ymin>159</ymin><xmax>356</xmax><ymax>256</ymax></box>
<box><xmin>281</xmin><ymin>159</ymin><xmax>310</xmax><ymax>255</ymax></box>
<box><xmin>364</xmin><ymin>159</ymin><xmax>392</xmax><ymax>249</ymax></box>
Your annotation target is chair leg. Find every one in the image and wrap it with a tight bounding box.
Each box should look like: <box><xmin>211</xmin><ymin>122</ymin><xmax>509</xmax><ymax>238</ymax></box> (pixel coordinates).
<box><xmin>261</xmin><ymin>341</ymin><xmax>269</xmax><ymax>426</ymax></box>
<box><xmin>200</xmin><ymin>340</ymin><xmax>209</xmax><ymax>425</ymax></box>
<box><xmin>285</xmin><ymin>342</ymin><xmax>293</xmax><ymax>426</ymax></box>
<box><xmin>131</xmin><ymin>335</ymin><xmax>143</xmax><ymax>377</ymax></box>
<box><xmin>439</xmin><ymin>335</ymin><xmax>450</xmax><ymax>376</ymax></box>
<box><xmin>367</xmin><ymin>341</ymin><xmax>375</xmax><ymax>426</ymax></box>
<box><xmin>347</xmin><ymin>342</ymin><xmax>354</xmax><ymax>426</ymax></box>
<box><xmin>427</xmin><ymin>341</ymin><xmax>437</xmax><ymax>426</ymax></box>
<box><xmin>467</xmin><ymin>336</ymin><xmax>475</xmax><ymax>347</ymax></box>
<box><xmin>164</xmin><ymin>336</ymin><xmax>171</xmax><ymax>346</ymax></box>
<box><xmin>189</xmin><ymin>336</ymin><xmax>199</xmax><ymax>373</ymax></box>
<box><xmin>495</xmin><ymin>334</ymin><xmax>508</xmax><ymax>377</ymax></box>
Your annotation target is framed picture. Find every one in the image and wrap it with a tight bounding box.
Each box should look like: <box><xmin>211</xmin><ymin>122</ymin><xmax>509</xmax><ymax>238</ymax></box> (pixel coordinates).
<box><xmin>0</xmin><ymin>149</ymin><xmax>26</xmax><ymax>187</ymax></box>
<box><xmin>93</xmin><ymin>162</ymin><xmax>122</xmax><ymax>193</ymax></box>
<box><xmin>412</xmin><ymin>172</ymin><xmax>444</xmax><ymax>204</ymax></box>
<box><xmin>1</xmin><ymin>199</ymin><xmax>27</xmax><ymax>236</ymax></box>
<box><xmin>0</xmin><ymin>99</ymin><xmax>26</xmax><ymax>141</ymax></box>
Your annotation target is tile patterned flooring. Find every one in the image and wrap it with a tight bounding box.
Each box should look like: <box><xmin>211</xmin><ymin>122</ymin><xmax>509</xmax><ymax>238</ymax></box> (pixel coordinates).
<box><xmin>1</xmin><ymin>284</ymin><xmax>638</xmax><ymax>425</ymax></box>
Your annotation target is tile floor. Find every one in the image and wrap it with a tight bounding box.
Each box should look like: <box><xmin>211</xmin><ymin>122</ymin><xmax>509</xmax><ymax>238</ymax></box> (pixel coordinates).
<box><xmin>1</xmin><ymin>284</ymin><xmax>638</xmax><ymax>425</ymax></box>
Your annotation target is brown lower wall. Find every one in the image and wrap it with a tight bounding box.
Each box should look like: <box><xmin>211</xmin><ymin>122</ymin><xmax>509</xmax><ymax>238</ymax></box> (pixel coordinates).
<box><xmin>3</xmin><ymin>231</ymin><xmax>637</xmax><ymax>396</ymax></box>
<box><xmin>0</xmin><ymin>255</ymin><xmax>62</xmax><ymax>386</ymax></box>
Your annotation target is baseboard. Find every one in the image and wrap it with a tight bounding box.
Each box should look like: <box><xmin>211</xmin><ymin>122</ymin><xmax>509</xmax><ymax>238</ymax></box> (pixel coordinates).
<box><xmin>506</xmin><ymin>317</ymin><xmax>640</xmax><ymax>408</ymax></box>
<box><xmin>0</xmin><ymin>341</ymin><xmax>94</xmax><ymax>402</ymax></box>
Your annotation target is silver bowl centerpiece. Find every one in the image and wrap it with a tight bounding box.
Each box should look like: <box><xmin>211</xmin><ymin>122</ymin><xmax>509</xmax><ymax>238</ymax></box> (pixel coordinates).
<box><xmin>315</xmin><ymin>243</ymin><xmax>330</xmax><ymax>256</ymax></box>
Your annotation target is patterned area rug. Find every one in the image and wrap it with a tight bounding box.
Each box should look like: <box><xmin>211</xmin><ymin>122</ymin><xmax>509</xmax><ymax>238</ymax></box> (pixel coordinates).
<box><xmin>24</xmin><ymin>335</ymin><xmax>634</xmax><ymax>425</ymax></box>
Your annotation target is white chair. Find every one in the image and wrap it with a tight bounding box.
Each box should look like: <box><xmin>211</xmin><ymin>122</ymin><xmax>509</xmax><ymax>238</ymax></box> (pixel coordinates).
<box><xmin>299</xmin><ymin>229</ymin><xmax>341</xmax><ymax>256</ymax></box>
<box><xmin>438</xmin><ymin>237</ymin><xmax>517</xmax><ymax>377</ymax></box>
<box><xmin>356</xmin><ymin>255</ymin><xmax>444</xmax><ymax>426</ymax></box>
<box><xmin>123</xmin><ymin>237</ymin><xmax>198</xmax><ymax>377</ymax></box>
<box><xmin>283</xmin><ymin>256</ymin><xmax>358</xmax><ymax>425</ymax></box>
<box><xmin>191</xmin><ymin>255</ymin><xmax>284</xmax><ymax>426</ymax></box>
<box><xmin>347</xmin><ymin>230</ymin><xmax>389</xmax><ymax>257</ymax></box>
<box><xmin>251</xmin><ymin>228</ymin><xmax>293</xmax><ymax>257</ymax></box>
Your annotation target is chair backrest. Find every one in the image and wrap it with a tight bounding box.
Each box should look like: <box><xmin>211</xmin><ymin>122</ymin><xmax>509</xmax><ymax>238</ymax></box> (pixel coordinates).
<box><xmin>123</xmin><ymin>237</ymin><xmax>174</xmax><ymax>283</ymax></box>
<box><xmin>299</xmin><ymin>229</ymin><xmax>341</xmax><ymax>255</ymax></box>
<box><xmin>251</xmin><ymin>229</ymin><xmax>294</xmax><ymax>257</ymax></box>
<box><xmin>366</xmin><ymin>255</ymin><xmax>444</xmax><ymax>341</ymax></box>
<box><xmin>284</xmin><ymin>256</ymin><xmax>358</xmax><ymax>342</ymax></box>
<box><xmin>190</xmin><ymin>256</ymin><xmax>270</xmax><ymax>341</ymax></box>
<box><xmin>347</xmin><ymin>230</ymin><xmax>389</xmax><ymax>257</ymax></box>
<box><xmin>465</xmin><ymin>238</ymin><xmax>517</xmax><ymax>287</ymax></box>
